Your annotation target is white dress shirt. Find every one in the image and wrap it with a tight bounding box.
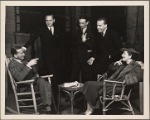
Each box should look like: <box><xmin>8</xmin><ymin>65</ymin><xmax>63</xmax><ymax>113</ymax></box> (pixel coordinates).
<box><xmin>48</xmin><ymin>26</ymin><xmax>54</xmax><ymax>35</ymax></box>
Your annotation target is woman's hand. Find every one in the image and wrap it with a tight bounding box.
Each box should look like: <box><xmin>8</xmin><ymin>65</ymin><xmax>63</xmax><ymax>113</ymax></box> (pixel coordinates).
<box><xmin>114</xmin><ymin>59</ymin><xmax>123</xmax><ymax>66</ymax></box>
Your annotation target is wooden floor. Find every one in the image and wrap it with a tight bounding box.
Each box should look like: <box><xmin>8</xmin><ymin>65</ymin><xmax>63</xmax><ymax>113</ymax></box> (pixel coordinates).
<box><xmin>5</xmin><ymin>91</ymin><xmax>142</xmax><ymax>115</ymax></box>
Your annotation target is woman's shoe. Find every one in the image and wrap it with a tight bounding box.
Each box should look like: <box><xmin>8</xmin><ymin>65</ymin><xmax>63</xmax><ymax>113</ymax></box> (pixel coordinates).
<box><xmin>84</xmin><ymin>110</ymin><xmax>93</xmax><ymax>115</ymax></box>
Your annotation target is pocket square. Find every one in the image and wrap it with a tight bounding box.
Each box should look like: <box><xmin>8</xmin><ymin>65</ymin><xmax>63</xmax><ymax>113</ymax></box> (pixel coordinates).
<box><xmin>87</xmin><ymin>50</ymin><xmax>92</xmax><ymax>52</ymax></box>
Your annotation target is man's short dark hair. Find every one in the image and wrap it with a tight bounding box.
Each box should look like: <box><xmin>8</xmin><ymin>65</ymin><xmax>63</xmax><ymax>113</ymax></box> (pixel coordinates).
<box><xmin>45</xmin><ymin>14</ymin><xmax>55</xmax><ymax>19</ymax></box>
<box><xmin>79</xmin><ymin>16</ymin><xmax>89</xmax><ymax>22</ymax></box>
<box><xmin>11</xmin><ymin>46</ymin><xmax>22</xmax><ymax>57</ymax></box>
<box><xmin>97</xmin><ymin>17</ymin><xmax>108</xmax><ymax>24</ymax></box>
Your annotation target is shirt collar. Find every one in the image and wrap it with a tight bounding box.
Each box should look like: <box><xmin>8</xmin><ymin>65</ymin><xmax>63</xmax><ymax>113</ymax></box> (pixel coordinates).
<box><xmin>13</xmin><ymin>57</ymin><xmax>22</xmax><ymax>64</ymax></box>
<box><xmin>48</xmin><ymin>26</ymin><xmax>54</xmax><ymax>29</ymax></box>
<box><xmin>82</xmin><ymin>27</ymin><xmax>87</xmax><ymax>34</ymax></box>
<box><xmin>103</xmin><ymin>27</ymin><xmax>107</xmax><ymax>36</ymax></box>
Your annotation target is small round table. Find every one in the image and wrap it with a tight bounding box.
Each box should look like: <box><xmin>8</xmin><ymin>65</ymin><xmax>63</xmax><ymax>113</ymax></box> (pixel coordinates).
<box><xmin>58</xmin><ymin>83</ymin><xmax>84</xmax><ymax>114</ymax></box>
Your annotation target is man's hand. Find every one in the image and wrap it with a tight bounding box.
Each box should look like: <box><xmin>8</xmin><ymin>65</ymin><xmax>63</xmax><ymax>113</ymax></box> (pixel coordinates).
<box><xmin>27</xmin><ymin>58</ymin><xmax>39</xmax><ymax>68</ymax></box>
<box><xmin>81</xmin><ymin>33</ymin><xmax>87</xmax><ymax>42</ymax></box>
<box><xmin>21</xmin><ymin>47</ymin><xmax>27</xmax><ymax>51</ymax></box>
<box><xmin>87</xmin><ymin>57</ymin><xmax>95</xmax><ymax>65</ymax></box>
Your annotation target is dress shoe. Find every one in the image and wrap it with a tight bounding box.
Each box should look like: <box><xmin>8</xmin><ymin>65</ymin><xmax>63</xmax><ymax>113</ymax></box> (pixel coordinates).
<box><xmin>39</xmin><ymin>110</ymin><xmax>53</xmax><ymax>114</ymax></box>
<box><xmin>46</xmin><ymin>111</ymin><xmax>53</xmax><ymax>114</ymax></box>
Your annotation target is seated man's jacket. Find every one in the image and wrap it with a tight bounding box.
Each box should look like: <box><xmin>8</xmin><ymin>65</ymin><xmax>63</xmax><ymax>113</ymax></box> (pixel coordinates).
<box><xmin>9</xmin><ymin>58</ymin><xmax>36</xmax><ymax>82</ymax></box>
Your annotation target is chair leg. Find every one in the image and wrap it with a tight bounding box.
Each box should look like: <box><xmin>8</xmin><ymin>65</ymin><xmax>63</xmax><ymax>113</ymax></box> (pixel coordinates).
<box><xmin>102</xmin><ymin>101</ymin><xmax>106</xmax><ymax>115</ymax></box>
<box><xmin>58</xmin><ymin>86</ymin><xmax>61</xmax><ymax>114</ymax></box>
<box><xmin>15</xmin><ymin>98</ymin><xmax>20</xmax><ymax>114</ymax></box>
<box><xmin>127</xmin><ymin>100</ymin><xmax>135</xmax><ymax>115</ymax></box>
<box><xmin>31</xmin><ymin>83</ymin><xmax>38</xmax><ymax>114</ymax></box>
<box><xmin>103</xmin><ymin>110</ymin><xmax>106</xmax><ymax>115</ymax></box>
<box><xmin>52</xmin><ymin>90</ymin><xmax>57</xmax><ymax>112</ymax></box>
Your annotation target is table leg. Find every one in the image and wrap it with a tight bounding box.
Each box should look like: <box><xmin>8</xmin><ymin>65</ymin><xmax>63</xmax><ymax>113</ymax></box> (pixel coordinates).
<box><xmin>70</xmin><ymin>91</ymin><xmax>74</xmax><ymax>114</ymax></box>
<box><xmin>58</xmin><ymin>86</ymin><xmax>61</xmax><ymax>114</ymax></box>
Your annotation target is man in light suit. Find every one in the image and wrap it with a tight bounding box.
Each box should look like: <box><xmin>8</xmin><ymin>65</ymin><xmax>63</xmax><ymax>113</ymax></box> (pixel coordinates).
<box><xmin>71</xmin><ymin>16</ymin><xmax>96</xmax><ymax>83</ymax></box>
<box><xmin>9</xmin><ymin>46</ymin><xmax>53</xmax><ymax>114</ymax></box>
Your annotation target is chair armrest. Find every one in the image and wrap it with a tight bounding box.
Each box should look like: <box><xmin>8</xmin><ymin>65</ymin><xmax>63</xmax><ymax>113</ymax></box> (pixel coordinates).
<box><xmin>104</xmin><ymin>79</ymin><xmax>125</xmax><ymax>84</ymax></box>
<box><xmin>40</xmin><ymin>74</ymin><xmax>53</xmax><ymax>78</ymax></box>
<box><xmin>16</xmin><ymin>79</ymin><xmax>35</xmax><ymax>84</ymax></box>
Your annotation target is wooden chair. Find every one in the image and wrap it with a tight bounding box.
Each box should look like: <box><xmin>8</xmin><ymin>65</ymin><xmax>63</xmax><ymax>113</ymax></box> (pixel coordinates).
<box><xmin>98</xmin><ymin>75</ymin><xmax>135</xmax><ymax>115</ymax></box>
<box><xmin>5</xmin><ymin>57</ymin><xmax>57</xmax><ymax>114</ymax></box>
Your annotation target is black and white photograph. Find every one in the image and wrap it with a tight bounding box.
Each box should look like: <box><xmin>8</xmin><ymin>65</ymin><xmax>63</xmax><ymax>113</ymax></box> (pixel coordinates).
<box><xmin>1</xmin><ymin>1</ymin><xmax>149</xmax><ymax>119</ymax></box>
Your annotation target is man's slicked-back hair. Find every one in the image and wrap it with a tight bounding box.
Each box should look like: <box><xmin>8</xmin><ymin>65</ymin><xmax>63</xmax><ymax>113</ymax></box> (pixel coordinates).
<box><xmin>79</xmin><ymin>15</ymin><xmax>89</xmax><ymax>22</ymax></box>
<box><xmin>97</xmin><ymin>17</ymin><xmax>108</xmax><ymax>25</ymax></box>
<box><xmin>11</xmin><ymin>46</ymin><xmax>22</xmax><ymax>57</ymax></box>
<box><xmin>45</xmin><ymin>14</ymin><xmax>55</xmax><ymax>19</ymax></box>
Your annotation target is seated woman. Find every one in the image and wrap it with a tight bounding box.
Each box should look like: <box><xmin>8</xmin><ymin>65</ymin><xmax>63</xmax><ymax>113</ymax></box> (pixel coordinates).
<box><xmin>79</xmin><ymin>48</ymin><xmax>144</xmax><ymax>115</ymax></box>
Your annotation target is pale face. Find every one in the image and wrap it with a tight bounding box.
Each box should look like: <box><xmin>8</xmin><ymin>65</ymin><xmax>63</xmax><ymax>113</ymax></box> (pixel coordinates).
<box><xmin>97</xmin><ymin>20</ymin><xmax>107</xmax><ymax>33</ymax></box>
<box><xmin>79</xmin><ymin>19</ymin><xmax>89</xmax><ymax>29</ymax></box>
<box><xmin>121</xmin><ymin>51</ymin><xmax>132</xmax><ymax>62</ymax></box>
<box><xmin>14</xmin><ymin>49</ymin><xmax>25</xmax><ymax>60</ymax></box>
<box><xmin>45</xmin><ymin>15</ymin><xmax>55</xmax><ymax>27</ymax></box>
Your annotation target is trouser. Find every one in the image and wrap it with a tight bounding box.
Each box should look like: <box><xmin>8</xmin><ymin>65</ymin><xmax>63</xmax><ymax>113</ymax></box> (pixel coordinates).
<box><xmin>19</xmin><ymin>77</ymin><xmax>52</xmax><ymax>106</ymax></box>
<box><xmin>71</xmin><ymin>59</ymin><xmax>93</xmax><ymax>83</ymax></box>
<box><xmin>45</xmin><ymin>60</ymin><xmax>61</xmax><ymax>104</ymax></box>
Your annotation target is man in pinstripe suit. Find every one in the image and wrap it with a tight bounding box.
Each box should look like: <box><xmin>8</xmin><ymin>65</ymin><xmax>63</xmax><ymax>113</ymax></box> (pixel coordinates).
<box><xmin>8</xmin><ymin>46</ymin><xmax>53</xmax><ymax>114</ymax></box>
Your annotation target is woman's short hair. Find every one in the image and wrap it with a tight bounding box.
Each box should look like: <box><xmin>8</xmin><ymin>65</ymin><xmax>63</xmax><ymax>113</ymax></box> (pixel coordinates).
<box><xmin>127</xmin><ymin>51</ymin><xmax>138</xmax><ymax>60</ymax></box>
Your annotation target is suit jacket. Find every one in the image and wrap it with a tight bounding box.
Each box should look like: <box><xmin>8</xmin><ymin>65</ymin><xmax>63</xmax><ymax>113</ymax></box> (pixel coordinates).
<box><xmin>72</xmin><ymin>27</ymin><xmax>96</xmax><ymax>63</ymax></box>
<box><xmin>95</xmin><ymin>28</ymin><xmax>122</xmax><ymax>72</ymax></box>
<box><xmin>96</xmin><ymin>28</ymin><xmax>122</xmax><ymax>63</ymax></box>
<box><xmin>8</xmin><ymin>58</ymin><xmax>36</xmax><ymax>81</ymax></box>
<box><xmin>24</xmin><ymin>25</ymin><xmax>62</xmax><ymax>62</ymax></box>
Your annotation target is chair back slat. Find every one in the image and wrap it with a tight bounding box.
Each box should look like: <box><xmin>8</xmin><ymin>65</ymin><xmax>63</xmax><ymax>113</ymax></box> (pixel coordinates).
<box><xmin>120</xmin><ymin>82</ymin><xmax>126</xmax><ymax>99</ymax></box>
<box><xmin>104</xmin><ymin>80</ymin><xmax>130</xmax><ymax>100</ymax></box>
<box><xmin>6</xmin><ymin>56</ymin><xmax>21</xmax><ymax>113</ymax></box>
<box><xmin>112</xmin><ymin>83</ymin><xmax>117</xmax><ymax>99</ymax></box>
<box><xmin>5</xmin><ymin>57</ymin><xmax>18</xmax><ymax>94</ymax></box>
<box><xmin>101</xmin><ymin>78</ymin><xmax>135</xmax><ymax>115</ymax></box>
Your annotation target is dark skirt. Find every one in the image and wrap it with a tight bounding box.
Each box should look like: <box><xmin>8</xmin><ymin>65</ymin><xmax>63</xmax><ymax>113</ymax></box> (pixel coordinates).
<box><xmin>79</xmin><ymin>81</ymin><xmax>103</xmax><ymax>109</ymax></box>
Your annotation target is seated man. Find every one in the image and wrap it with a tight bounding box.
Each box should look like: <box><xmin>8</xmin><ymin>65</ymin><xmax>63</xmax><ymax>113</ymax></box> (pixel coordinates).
<box><xmin>79</xmin><ymin>48</ymin><xmax>143</xmax><ymax>115</ymax></box>
<box><xmin>8</xmin><ymin>46</ymin><xmax>53</xmax><ymax>114</ymax></box>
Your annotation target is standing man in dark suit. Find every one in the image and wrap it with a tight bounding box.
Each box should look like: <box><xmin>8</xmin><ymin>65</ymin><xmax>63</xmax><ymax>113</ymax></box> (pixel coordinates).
<box><xmin>93</xmin><ymin>17</ymin><xmax>122</xmax><ymax>80</ymax></box>
<box><xmin>22</xmin><ymin>14</ymin><xmax>62</xmax><ymax>102</ymax></box>
<box><xmin>71</xmin><ymin>16</ymin><xmax>96</xmax><ymax>83</ymax></box>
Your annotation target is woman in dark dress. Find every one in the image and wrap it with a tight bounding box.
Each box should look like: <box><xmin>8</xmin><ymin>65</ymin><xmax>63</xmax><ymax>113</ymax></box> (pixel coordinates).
<box><xmin>80</xmin><ymin>48</ymin><xmax>144</xmax><ymax>115</ymax></box>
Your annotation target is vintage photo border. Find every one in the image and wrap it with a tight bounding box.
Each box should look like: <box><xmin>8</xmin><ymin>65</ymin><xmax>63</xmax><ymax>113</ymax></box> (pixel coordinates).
<box><xmin>1</xmin><ymin>0</ymin><xmax>149</xmax><ymax>119</ymax></box>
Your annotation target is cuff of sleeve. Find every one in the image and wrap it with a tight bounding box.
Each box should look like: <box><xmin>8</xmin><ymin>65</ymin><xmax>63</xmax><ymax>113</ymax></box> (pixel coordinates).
<box><xmin>22</xmin><ymin>47</ymin><xmax>27</xmax><ymax>51</ymax></box>
<box><xmin>26</xmin><ymin>65</ymin><xmax>32</xmax><ymax>69</ymax></box>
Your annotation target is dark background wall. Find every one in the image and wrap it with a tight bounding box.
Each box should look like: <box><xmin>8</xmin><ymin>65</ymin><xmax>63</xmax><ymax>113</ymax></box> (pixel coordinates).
<box><xmin>5</xmin><ymin>6</ymin><xmax>144</xmax><ymax>98</ymax></box>
<box><xmin>5</xmin><ymin>6</ymin><xmax>144</xmax><ymax>55</ymax></box>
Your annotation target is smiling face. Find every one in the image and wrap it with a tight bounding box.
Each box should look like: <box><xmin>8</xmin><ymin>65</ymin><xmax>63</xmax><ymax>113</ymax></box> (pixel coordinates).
<box><xmin>45</xmin><ymin>15</ymin><xmax>55</xmax><ymax>27</ymax></box>
<box><xmin>97</xmin><ymin>20</ymin><xmax>107</xmax><ymax>33</ymax></box>
<box><xmin>14</xmin><ymin>48</ymin><xmax>25</xmax><ymax>60</ymax></box>
<box><xmin>121</xmin><ymin>51</ymin><xmax>132</xmax><ymax>62</ymax></box>
<box><xmin>79</xmin><ymin>19</ymin><xmax>89</xmax><ymax>29</ymax></box>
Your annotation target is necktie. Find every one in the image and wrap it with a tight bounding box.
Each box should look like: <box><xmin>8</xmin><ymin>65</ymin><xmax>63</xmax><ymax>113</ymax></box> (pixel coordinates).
<box><xmin>49</xmin><ymin>27</ymin><xmax>52</xmax><ymax>35</ymax></box>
